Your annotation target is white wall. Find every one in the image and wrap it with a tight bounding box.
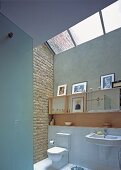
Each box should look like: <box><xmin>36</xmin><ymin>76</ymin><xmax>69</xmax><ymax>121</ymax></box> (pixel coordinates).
<box><xmin>48</xmin><ymin>126</ymin><xmax>121</xmax><ymax>170</ymax></box>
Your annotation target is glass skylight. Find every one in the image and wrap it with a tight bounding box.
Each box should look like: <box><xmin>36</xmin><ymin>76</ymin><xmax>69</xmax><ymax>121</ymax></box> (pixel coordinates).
<box><xmin>47</xmin><ymin>30</ymin><xmax>75</xmax><ymax>54</ymax></box>
<box><xmin>46</xmin><ymin>1</ymin><xmax>121</xmax><ymax>55</ymax></box>
<box><xmin>69</xmin><ymin>12</ymin><xmax>103</xmax><ymax>46</ymax></box>
<box><xmin>101</xmin><ymin>0</ymin><xmax>121</xmax><ymax>33</ymax></box>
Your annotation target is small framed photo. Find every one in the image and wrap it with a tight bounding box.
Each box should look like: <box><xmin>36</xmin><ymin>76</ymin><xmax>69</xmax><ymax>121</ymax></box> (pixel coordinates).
<box><xmin>72</xmin><ymin>81</ymin><xmax>87</xmax><ymax>94</ymax></box>
<box><xmin>100</xmin><ymin>73</ymin><xmax>115</xmax><ymax>89</ymax></box>
<box><xmin>57</xmin><ymin>84</ymin><xmax>67</xmax><ymax>96</ymax></box>
<box><xmin>72</xmin><ymin>97</ymin><xmax>84</xmax><ymax>112</ymax></box>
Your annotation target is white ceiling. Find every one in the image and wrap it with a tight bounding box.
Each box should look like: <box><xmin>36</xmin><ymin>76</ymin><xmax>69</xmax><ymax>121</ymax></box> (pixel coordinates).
<box><xmin>0</xmin><ymin>0</ymin><xmax>117</xmax><ymax>47</ymax></box>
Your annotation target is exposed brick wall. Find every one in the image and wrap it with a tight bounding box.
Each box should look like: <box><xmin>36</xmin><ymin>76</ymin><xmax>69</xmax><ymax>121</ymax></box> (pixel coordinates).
<box><xmin>33</xmin><ymin>44</ymin><xmax>54</xmax><ymax>163</ymax></box>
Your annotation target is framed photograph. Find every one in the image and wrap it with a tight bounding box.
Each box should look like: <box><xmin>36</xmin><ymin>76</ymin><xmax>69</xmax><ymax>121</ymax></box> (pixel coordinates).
<box><xmin>100</xmin><ymin>73</ymin><xmax>115</xmax><ymax>89</ymax></box>
<box><xmin>57</xmin><ymin>84</ymin><xmax>67</xmax><ymax>96</ymax></box>
<box><xmin>72</xmin><ymin>97</ymin><xmax>84</xmax><ymax>112</ymax></box>
<box><xmin>72</xmin><ymin>81</ymin><xmax>87</xmax><ymax>94</ymax></box>
<box><xmin>112</xmin><ymin>80</ymin><xmax>121</xmax><ymax>88</ymax></box>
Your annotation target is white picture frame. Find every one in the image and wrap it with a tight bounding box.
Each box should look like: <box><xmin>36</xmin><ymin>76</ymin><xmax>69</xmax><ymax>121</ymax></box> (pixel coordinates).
<box><xmin>72</xmin><ymin>97</ymin><xmax>84</xmax><ymax>112</ymax></box>
<box><xmin>72</xmin><ymin>81</ymin><xmax>87</xmax><ymax>94</ymax></box>
<box><xmin>57</xmin><ymin>84</ymin><xmax>67</xmax><ymax>96</ymax></box>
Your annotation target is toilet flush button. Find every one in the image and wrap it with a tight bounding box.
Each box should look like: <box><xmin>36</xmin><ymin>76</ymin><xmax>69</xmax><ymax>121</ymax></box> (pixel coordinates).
<box><xmin>50</xmin><ymin>140</ymin><xmax>54</xmax><ymax>145</ymax></box>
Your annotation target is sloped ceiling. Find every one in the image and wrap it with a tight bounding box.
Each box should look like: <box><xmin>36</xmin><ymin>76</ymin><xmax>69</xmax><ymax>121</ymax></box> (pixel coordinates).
<box><xmin>0</xmin><ymin>0</ymin><xmax>117</xmax><ymax>47</ymax></box>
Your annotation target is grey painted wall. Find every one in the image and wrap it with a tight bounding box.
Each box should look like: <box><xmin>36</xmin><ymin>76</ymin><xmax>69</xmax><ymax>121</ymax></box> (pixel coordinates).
<box><xmin>48</xmin><ymin>126</ymin><xmax>121</xmax><ymax>170</ymax></box>
<box><xmin>54</xmin><ymin>28</ymin><xmax>121</xmax><ymax>95</ymax></box>
<box><xmin>0</xmin><ymin>13</ymin><xmax>33</xmax><ymax>170</ymax></box>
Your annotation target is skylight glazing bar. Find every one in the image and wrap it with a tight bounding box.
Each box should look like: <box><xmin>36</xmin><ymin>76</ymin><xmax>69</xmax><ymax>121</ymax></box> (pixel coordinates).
<box><xmin>99</xmin><ymin>11</ymin><xmax>106</xmax><ymax>34</ymax></box>
<box><xmin>67</xmin><ymin>30</ymin><xmax>77</xmax><ymax>47</ymax></box>
<box><xmin>45</xmin><ymin>41</ymin><xmax>56</xmax><ymax>55</ymax></box>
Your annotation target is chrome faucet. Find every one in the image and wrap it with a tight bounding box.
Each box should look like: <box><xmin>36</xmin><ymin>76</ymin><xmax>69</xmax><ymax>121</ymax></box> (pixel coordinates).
<box><xmin>104</xmin><ymin>128</ymin><xmax>108</xmax><ymax>138</ymax></box>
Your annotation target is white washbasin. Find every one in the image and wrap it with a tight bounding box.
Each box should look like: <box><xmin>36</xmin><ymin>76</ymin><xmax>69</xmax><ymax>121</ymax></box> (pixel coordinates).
<box><xmin>85</xmin><ymin>133</ymin><xmax>121</xmax><ymax>146</ymax></box>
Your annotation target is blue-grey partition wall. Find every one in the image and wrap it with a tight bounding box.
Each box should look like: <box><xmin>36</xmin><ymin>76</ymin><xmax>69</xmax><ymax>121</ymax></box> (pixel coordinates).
<box><xmin>0</xmin><ymin>13</ymin><xmax>33</xmax><ymax>170</ymax></box>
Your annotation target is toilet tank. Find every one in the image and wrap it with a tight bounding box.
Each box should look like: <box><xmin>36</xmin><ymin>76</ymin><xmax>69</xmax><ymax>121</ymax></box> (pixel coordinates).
<box><xmin>55</xmin><ymin>133</ymin><xmax>71</xmax><ymax>149</ymax></box>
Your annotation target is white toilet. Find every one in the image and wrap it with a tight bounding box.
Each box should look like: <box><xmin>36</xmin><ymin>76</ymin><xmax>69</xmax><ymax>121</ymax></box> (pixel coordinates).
<box><xmin>47</xmin><ymin>132</ymin><xmax>71</xmax><ymax>169</ymax></box>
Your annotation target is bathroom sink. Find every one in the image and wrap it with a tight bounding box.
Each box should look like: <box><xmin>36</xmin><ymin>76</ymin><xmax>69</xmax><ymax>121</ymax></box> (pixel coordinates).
<box><xmin>71</xmin><ymin>166</ymin><xmax>84</xmax><ymax>170</ymax></box>
<box><xmin>85</xmin><ymin>133</ymin><xmax>121</xmax><ymax>146</ymax></box>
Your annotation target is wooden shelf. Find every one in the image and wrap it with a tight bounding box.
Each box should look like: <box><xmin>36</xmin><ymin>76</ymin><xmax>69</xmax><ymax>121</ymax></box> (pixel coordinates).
<box><xmin>49</xmin><ymin>110</ymin><xmax>121</xmax><ymax>115</ymax></box>
<box><xmin>48</xmin><ymin>88</ymin><xmax>121</xmax><ymax>128</ymax></box>
<box><xmin>50</xmin><ymin>111</ymin><xmax>121</xmax><ymax>128</ymax></box>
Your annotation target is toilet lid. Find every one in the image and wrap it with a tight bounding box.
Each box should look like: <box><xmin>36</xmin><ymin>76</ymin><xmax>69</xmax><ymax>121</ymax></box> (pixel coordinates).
<box><xmin>47</xmin><ymin>146</ymin><xmax>67</xmax><ymax>154</ymax></box>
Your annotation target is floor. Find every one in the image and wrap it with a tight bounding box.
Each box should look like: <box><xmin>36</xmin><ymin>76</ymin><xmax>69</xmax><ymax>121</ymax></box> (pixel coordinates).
<box><xmin>34</xmin><ymin>158</ymin><xmax>91</xmax><ymax>170</ymax></box>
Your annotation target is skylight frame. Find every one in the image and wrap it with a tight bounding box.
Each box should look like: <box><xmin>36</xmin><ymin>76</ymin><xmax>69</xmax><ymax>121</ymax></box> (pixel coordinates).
<box><xmin>46</xmin><ymin>1</ymin><xmax>121</xmax><ymax>55</ymax></box>
<box><xmin>101</xmin><ymin>0</ymin><xmax>121</xmax><ymax>33</ymax></box>
<box><xmin>69</xmin><ymin>12</ymin><xmax>104</xmax><ymax>46</ymax></box>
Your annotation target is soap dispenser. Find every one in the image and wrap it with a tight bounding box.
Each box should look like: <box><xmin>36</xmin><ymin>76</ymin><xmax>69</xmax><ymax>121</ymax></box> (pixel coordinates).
<box><xmin>50</xmin><ymin>118</ymin><xmax>55</xmax><ymax>125</ymax></box>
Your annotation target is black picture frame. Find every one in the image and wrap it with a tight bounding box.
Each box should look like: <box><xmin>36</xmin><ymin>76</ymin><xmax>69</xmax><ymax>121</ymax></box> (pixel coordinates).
<box><xmin>100</xmin><ymin>73</ymin><xmax>115</xmax><ymax>89</ymax></box>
